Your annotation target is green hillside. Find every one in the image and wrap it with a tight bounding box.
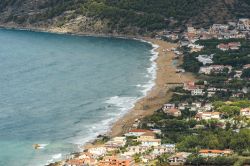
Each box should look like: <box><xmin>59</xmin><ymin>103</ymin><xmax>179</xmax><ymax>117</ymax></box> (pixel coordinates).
<box><xmin>0</xmin><ymin>0</ymin><xmax>250</xmax><ymax>34</ymax></box>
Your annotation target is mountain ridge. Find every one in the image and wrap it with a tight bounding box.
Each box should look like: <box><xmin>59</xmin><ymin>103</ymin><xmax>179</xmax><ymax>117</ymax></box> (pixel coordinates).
<box><xmin>0</xmin><ymin>0</ymin><xmax>250</xmax><ymax>35</ymax></box>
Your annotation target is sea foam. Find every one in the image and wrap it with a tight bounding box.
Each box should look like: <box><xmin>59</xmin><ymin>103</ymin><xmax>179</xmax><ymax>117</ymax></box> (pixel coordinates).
<box><xmin>45</xmin><ymin>38</ymin><xmax>159</xmax><ymax>166</ymax></box>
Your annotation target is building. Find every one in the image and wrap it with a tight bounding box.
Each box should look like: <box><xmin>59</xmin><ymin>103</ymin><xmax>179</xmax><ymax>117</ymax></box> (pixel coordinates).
<box><xmin>211</xmin><ymin>24</ymin><xmax>229</xmax><ymax>32</ymax></box>
<box><xmin>240</xmin><ymin>108</ymin><xmax>250</xmax><ymax>118</ymax></box>
<box><xmin>152</xmin><ymin>144</ymin><xmax>176</xmax><ymax>155</ymax></box>
<box><xmin>234</xmin><ymin>70</ymin><xmax>243</xmax><ymax>78</ymax></box>
<box><xmin>163</xmin><ymin>108</ymin><xmax>182</xmax><ymax>117</ymax></box>
<box><xmin>168</xmin><ymin>152</ymin><xmax>191</xmax><ymax>165</ymax></box>
<box><xmin>187</xmin><ymin>26</ymin><xmax>197</xmax><ymax>33</ymax></box>
<box><xmin>195</xmin><ymin>112</ymin><xmax>221</xmax><ymax>121</ymax></box>
<box><xmin>88</xmin><ymin>147</ymin><xmax>107</xmax><ymax>157</ymax></box>
<box><xmin>196</xmin><ymin>54</ymin><xmax>214</xmax><ymax>65</ymax></box>
<box><xmin>138</xmin><ymin>131</ymin><xmax>156</xmax><ymax>140</ymax></box>
<box><xmin>217</xmin><ymin>42</ymin><xmax>241</xmax><ymax>51</ymax></box>
<box><xmin>217</xmin><ymin>43</ymin><xmax>229</xmax><ymax>51</ymax></box>
<box><xmin>191</xmin><ymin>88</ymin><xmax>203</xmax><ymax>96</ymax></box>
<box><xmin>140</xmin><ymin>155</ymin><xmax>156</xmax><ymax>163</ymax></box>
<box><xmin>199</xmin><ymin>65</ymin><xmax>232</xmax><ymax>75</ymax></box>
<box><xmin>188</xmin><ymin>43</ymin><xmax>204</xmax><ymax>52</ymax></box>
<box><xmin>151</xmin><ymin>129</ymin><xmax>161</xmax><ymax>135</ymax></box>
<box><xmin>124</xmin><ymin>129</ymin><xmax>152</xmax><ymax>137</ymax></box>
<box><xmin>105</xmin><ymin>137</ymin><xmax>127</xmax><ymax>149</ymax></box>
<box><xmin>65</xmin><ymin>159</ymin><xmax>84</xmax><ymax>166</ymax></box>
<box><xmin>199</xmin><ymin>149</ymin><xmax>233</xmax><ymax>157</ymax></box>
<box><xmin>98</xmin><ymin>156</ymin><xmax>135</xmax><ymax>166</ymax></box>
<box><xmin>140</xmin><ymin>139</ymin><xmax>161</xmax><ymax>147</ymax></box>
<box><xmin>78</xmin><ymin>152</ymin><xmax>97</xmax><ymax>165</ymax></box>
<box><xmin>137</xmin><ymin>131</ymin><xmax>161</xmax><ymax>147</ymax></box>
<box><xmin>163</xmin><ymin>103</ymin><xmax>176</xmax><ymax>110</ymax></box>
<box><xmin>124</xmin><ymin>146</ymin><xmax>150</xmax><ymax>156</ymax></box>
<box><xmin>243</xmin><ymin>64</ymin><xmax>250</xmax><ymax>69</ymax></box>
<box><xmin>203</xmin><ymin>103</ymin><xmax>213</xmax><ymax>111</ymax></box>
<box><xmin>183</xmin><ymin>81</ymin><xmax>196</xmax><ymax>91</ymax></box>
<box><xmin>238</xmin><ymin>18</ymin><xmax>250</xmax><ymax>30</ymax></box>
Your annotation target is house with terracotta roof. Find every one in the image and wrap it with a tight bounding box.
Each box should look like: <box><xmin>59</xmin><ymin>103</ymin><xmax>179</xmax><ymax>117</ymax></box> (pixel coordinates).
<box><xmin>240</xmin><ymin>108</ymin><xmax>250</xmax><ymax>118</ymax></box>
<box><xmin>217</xmin><ymin>43</ymin><xmax>229</xmax><ymax>51</ymax></box>
<box><xmin>183</xmin><ymin>81</ymin><xmax>196</xmax><ymax>91</ymax></box>
<box><xmin>199</xmin><ymin>149</ymin><xmax>233</xmax><ymax>157</ymax></box>
<box><xmin>78</xmin><ymin>152</ymin><xmax>97</xmax><ymax>165</ymax></box>
<box><xmin>217</xmin><ymin>42</ymin><xmax>241</xmax><ymax>51</ymax></box>
<box><xmin>195</xmin><ymin>112</ymin><xmax>221</xmax><ymax>121</ymax></box>
<box><xmin>228</xmin><ymin>42</ymin><xmax>241</xmax><ymax>50</ymax></box>
<box><xmin>98</xmin><ymin>155</ymin><xmax>135</xmax><ymax>166</ymax></box>
<box><xmin>65</xmin><ymin>159</ymin><xmax>85</xmax><ymax>166</ymax></box>
<box><xmin>163</xmin><ymin>108</ymin><xmax>182</xmax><ymax>117</ymax></box>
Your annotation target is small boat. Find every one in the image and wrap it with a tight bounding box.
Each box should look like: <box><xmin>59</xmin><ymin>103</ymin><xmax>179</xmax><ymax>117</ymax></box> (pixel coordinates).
<box><xmin>33</xmin><ymin>144</ymin><xmax>48</xmax><ymax>150</ymax></box>
<box><xmin>33</xmin><ymin>144</ymin><xmax>40</xmax><ymax>149</ymax></box>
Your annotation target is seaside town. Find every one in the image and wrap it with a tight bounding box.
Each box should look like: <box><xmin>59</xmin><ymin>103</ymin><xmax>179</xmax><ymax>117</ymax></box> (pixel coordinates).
<box><xmin>48</xmin><ymin>18</ymin><xmax>250</xmax><ymax>166</ymax></box>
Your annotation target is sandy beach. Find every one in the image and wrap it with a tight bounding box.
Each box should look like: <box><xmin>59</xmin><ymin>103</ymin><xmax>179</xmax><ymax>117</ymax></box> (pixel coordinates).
<box><xmin>109</xmin><ymin>38</ymin><xmax>195</xmax><ymax>137</ymax></box>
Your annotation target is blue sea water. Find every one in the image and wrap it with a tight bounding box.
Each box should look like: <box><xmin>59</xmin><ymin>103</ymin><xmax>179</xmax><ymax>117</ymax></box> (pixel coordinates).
<box><xmin>0</xmin><ymin>29</ymin><xmax>156</xmax><ymax>166</ymax></box>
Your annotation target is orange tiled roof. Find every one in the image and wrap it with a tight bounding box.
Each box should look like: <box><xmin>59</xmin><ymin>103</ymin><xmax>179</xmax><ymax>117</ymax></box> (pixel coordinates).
<box><xmin>199</xmin><ymin>149</ymin><xmax>232</xmax><ymax>154</ymax></box>
<box><xmin>167</xmin><ymin>108</ymin><xmax>181</xmax><ymax>113</ymax></box>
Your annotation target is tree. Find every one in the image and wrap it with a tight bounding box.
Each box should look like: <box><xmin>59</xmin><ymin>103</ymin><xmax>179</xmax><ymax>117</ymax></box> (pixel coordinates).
<box><xmin>218</xmin><ymin>105</ymin><xmax>240</xmax><ymax>118</ymax></box>
<box><xmin>230</xmin><ymin>129</ymin><xmax>250</xmax><ymax>153</ymax></box>
<box><xmin>241</xmin><ymin>68</ymin><xmax>250</xmax><ymax>78</ymax></box>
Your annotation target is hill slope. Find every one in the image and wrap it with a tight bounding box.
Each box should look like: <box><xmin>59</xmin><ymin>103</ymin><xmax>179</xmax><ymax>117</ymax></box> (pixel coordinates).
<box><xmin>0</xmin><ymin>0</ymin><xmax>250</xmax><ymax>35</ymax></box>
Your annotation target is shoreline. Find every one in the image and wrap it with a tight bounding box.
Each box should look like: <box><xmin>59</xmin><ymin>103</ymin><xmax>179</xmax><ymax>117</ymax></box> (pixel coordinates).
<box><xmin>83</xmin><ymin>38</ymin><xmax>196</xmax><ymax>151</ymax></box>
<box><xmin>108</xmin><ymin>38</ymin><xmax>195</xmax><ymax>137</ymax></box>
<box><xmin>0</xmin><ymin>24</ymin><xmax>142</xmax><ymax>41</ymax></box>
<box><xmin>0</xmin><ymin>26</ymin><xmax>195</xmax><ymax>164</ymax></box>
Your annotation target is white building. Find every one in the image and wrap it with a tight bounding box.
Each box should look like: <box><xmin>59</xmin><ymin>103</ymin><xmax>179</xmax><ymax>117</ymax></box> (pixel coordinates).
<box><xmin>152</xmin><ymin>144</ymin><xmax>176</xmax><ymax>155</ymax></box>
<box><xmin>88</xmin><ymin>147</ymin><xmax>107</xmax><ymax>157</ymax></box>
<box><xmin>196</xmin><ymin>54</ymin><xmax>214</xmax><ymax>65</ymax></box>
<box><xmin>125</xmin><ymin>129</ymin><xmax>152</xmax><ymax>137</ymax></box>
<box><xmin>123</xmin><ymin>146</ymin><xmax>150</xmax><ymax>156</ymax></box>
<box><xmin>191</xmin><ymin>88</ymin><xmax>203</xmax><ymax>96</ymax></box>
<box><xmin>199</xmin><ymin>65</ymin><xmax>232</xmax><ymax>75</ymax></box>
<box><xmin>195</xmin><ymin>112</ymin><xmax>221</xmax><ymax>121</ymax></box>
<box><xmin>137</xmin><ymin>131</ymin><xmax>161</xmax><ymax>147</ymax></box>
<box><xmin>141</xmin><ymin>139</ymin><xmax>161</xmax><ymax>147</ymax></box>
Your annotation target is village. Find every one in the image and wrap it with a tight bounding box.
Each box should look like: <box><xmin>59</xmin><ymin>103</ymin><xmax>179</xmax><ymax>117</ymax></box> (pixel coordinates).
<box><xmin>51</xmin><ymin>18</ymin><xmax>250</xmax><ymax>166</ymax></box>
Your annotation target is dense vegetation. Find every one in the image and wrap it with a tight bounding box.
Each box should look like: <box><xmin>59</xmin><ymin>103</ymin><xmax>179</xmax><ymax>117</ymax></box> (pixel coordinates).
<box><xmin>1</xmin><ymin>0</ymin><xmax>250</xmax><ymax>34</ymax></box>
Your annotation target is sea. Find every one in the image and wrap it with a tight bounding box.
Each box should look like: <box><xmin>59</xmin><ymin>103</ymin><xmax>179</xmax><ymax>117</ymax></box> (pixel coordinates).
<box><xmin>0</xmin><ymin>29</ymin><xmax>158</xmax><ymax>166</ymax></box>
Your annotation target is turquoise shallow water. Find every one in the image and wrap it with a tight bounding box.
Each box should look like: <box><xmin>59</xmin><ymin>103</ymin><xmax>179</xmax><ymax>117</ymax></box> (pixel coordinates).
<box><xmin>0</xmin><ymin>29</ymin><xmax>154</xmax><ymax>166</ymax></box>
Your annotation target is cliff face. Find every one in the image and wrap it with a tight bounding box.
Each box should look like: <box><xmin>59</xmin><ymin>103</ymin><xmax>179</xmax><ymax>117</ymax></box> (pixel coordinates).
<box><xmin>0</xmin><ymin>0</ymin><xmax>250</xmax><ymax>35</ymax></box>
